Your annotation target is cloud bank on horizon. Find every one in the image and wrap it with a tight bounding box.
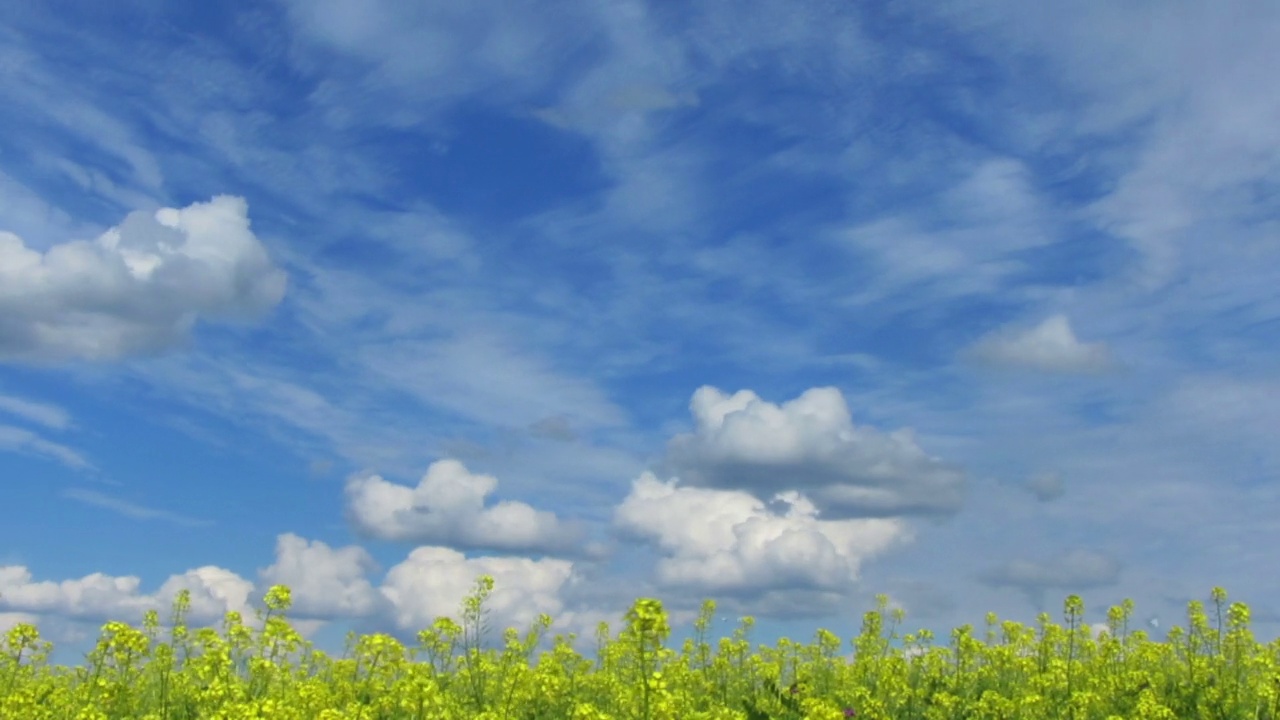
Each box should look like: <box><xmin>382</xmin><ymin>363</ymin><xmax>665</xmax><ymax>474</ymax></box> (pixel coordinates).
<box><xmin>2</xmin><ymin>0</ymin><xmax>1278</xmax><ymax>660</ymax></box>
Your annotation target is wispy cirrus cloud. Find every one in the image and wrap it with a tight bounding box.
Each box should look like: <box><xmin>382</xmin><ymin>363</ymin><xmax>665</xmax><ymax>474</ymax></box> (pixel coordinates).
<box><xmin>0</xmin><ymin>394</ymin><xmax>71</xmax><ymax>430</ymax></box>
<box><xmin>61</xmin><ymin>488</ymin><xmax>212</xmax><ymax>527</ymax></box>
<box><xmin>0</xmin><ymin>425</ymin><xmax>90</xmax><ymax>470</ymax></box>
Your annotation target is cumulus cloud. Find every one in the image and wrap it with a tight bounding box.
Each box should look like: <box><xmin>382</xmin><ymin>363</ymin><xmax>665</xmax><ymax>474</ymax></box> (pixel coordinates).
<box><xmin>663</xmin><ymin>386</ymin><xmax>966</xmax><ymax>519</ymax></box>
<box><xmin>345</xmin><ymin>459</ymin><xmax>589</xmax><ymax>555</ymax></box>
<box><xmin>0</xmin><ymin>195</ymin><xmax>286</xmax><ymax>364</ymax></box>
<box><xmin>614</xmin><ymin>471</ymin><xmax>913</xmax><ymax>597</ymax></box>
<box><xmin>0</xmin><ymin>563</ymin><xmax>253</xmax><ymax>627</ymax></box>
<box><xmin>258</xmin><ymin>533</ymin><xmax>384</xmax><ymax>619</ymax></box>
<box><xmin>0</xmin><ymin>529</ymin><xmax>648</xmax><ymax>661</ymax></box>
<box><xmin>380</xmin><ymin>546</ymin><xmax>576</xmax><ymax>638</ymax></box>
<box><xmin>253</xmin><ymin>535</ymin><xmax>618</xmax><ymax>648</ymax></box>
<box><xmin>964</xmin><ymin>314</ymin><xmax>1113</xmax><ymax>374</ymax></box>
<box><xmin>979</xmin><ymin>549</ymin><xmax>1122</xmax><ymax>612</ymax></box>
<box><xmin>153</xmin><ymin>567</ymin><xmax>257</xmax><ymax>624</ymax></box>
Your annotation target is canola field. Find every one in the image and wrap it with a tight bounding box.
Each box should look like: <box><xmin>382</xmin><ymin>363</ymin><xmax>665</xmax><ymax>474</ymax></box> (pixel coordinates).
<box><xmin>2</xmin><ymin>577</ymin><xmax>1278</xmax><ymax>719</ymax></box>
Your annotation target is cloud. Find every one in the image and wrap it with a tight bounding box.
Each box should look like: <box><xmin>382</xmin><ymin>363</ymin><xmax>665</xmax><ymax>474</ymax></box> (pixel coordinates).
<box><xmin>257</xmin><ymin>534</ymin><xmax>384</xmax><ymax>619</ymax></box>
<box><xmin>663</xmin><ymin>386</ymin><xmax>966</xmax><ymax>519</ymax></box>
<box><xmin>964</xmin><ymin>314</ymin><xmax>1114</xmax><ymax>374</ymax></box>
<box><xmin>345</xmin><ymin>459</ymin><xmax>590</xmax><ymax>555</ymax></box>
<box><xmin>527</xmin><ymin>415</ymin><xmax>577</xmax><ymax>442</ymax></box>
<box><xmin>0</xmin><ymin>532</ymin><xmax>606</xmax><ymax>654</ymax></box>
<box><xmin>0</xmin><ymin>563</ymin><xmax>152</xmax><ymax>620</ymax></box>
<box><xmin>835</xmin><ymin>158</ymin><xmax>1058</xmax><ymax>309</ymax></box>
<box><xmin>0</xmin><ymin>394</ymin><xmax>71</xmax><ymax>430</ymax></box>
<box><xmin>61</xmin><ymin>488</ymin><xmax>212</xmax><ymax>527</ymax></box>
<box><xmin>0</xmin><ymin>424</ymin><xmax>91</xmax><ymax>469</ymax></box>
<box><xmin>356</xmin><ymin>332</ymin><xmax>627</xmax><ymax>431</ymax></box>
<box><xmin>153</xmin><ymin>567</ymin><xmax>258</xmax><ymax>625</ymax></box>
<box><xmin>613</xmin><ymin>471</ymin><xmax>913</xmax><ymax>597</ymax></box>
<box><xmin>1025</xmin><ymin>472</ymin><xmax>1065</xmax><ymax>502</ymax></box>
<box><xmin>1157</xmin><ymin>375</ymin><xmax>1280</xmax><ymax>451</ymax></box>
<box><xmin>308</xmin><ymin>459</ymin><xmax>334</xmax><ymax>479</ymax></box>
<box><xmin>0</xmin><ymin>561</ymin><xmax>317</xmax><ymax>642</ymax></box>
<box><xmin>0</xmin><ymin>195</ymin><xmax>287</xmax><ymax>364</ymax></box>
<box><xmin>0</xmin><ymin>612</ymin><xmax>40</xmax><ymax>635</ymax></box>
<box><xmin>280</xmin><ymin>0</ymin><xmax>600</xmax><ymax>121</ymax></box>
<box><xmin>379</xmin><ymin>545</ymin><xmax>576</xmax><ymax>639</ymax></box>
<box><xmin>979</xmin><ymin>549</ymin><xmax>1122</xmax><ymax>612</ymax></box>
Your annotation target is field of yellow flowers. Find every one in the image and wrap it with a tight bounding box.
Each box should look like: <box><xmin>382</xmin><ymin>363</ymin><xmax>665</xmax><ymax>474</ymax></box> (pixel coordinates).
<box><xmin>3</xmin><ymin>578</ymin><xmax>1278</xmax><ymax>719</ymax></box>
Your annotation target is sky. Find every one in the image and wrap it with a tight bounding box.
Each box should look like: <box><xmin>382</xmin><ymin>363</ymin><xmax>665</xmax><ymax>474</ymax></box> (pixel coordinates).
<box><xmin>2</xmin><ymin>0</ymin><xmax>1279</xmax><ymax>669</ymax></box>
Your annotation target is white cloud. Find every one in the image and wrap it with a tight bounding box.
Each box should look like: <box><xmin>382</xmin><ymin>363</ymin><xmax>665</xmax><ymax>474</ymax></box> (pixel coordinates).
<box><xmin>0</xmin><ymin>424</ymin><xmax>90</xmax><ymax>469</ymax></box>
<box><xmin>0</xmin><ymin>566</ymin><xmax>156</xmax><ymax>622</ymax></box>
<box><xmin>0</xmin><ymin>612</ymin><xmax>40</xmax><ymax>635</ymax></box>
<box><xmin>282</xmin><ymin>0</ymin><xmax>600</xmax><ymax>120</ymax></box>
<box><xmin>1024</xmin><ymin>471</ymin><xmax>1065</xmax><ymax>502</ymax></box>
<box><xmin>0</xmin><ymin>394</ymin><xmax>71</xmax><ymax>430</ymax></box>
<box><xmin>964</xmin><ymin>314</ymin><xmax>1113</xmax><ymax>374</ymax></box>
<box><xmin>1158</xmin><ymin>375</ymin><xmax>1280</xmax><ymax>450</ymax></box>
<box><xmin>153</xmin><ymin>567</ymin><xmax>257</xmax><ymax>625</ymax></box>
<box><xmin>664</xmin><ymin>386</ymin><xmax>966</xmax><ymax>519</ymax></box>
<box><xmin>0</xmin><ymin>195</ymin><xmax>286</xmax><ymax>364</ymax></box>
<box><xmin>258</xmin><ymin>533</ymin><xmax>384</xmax><ymax>619</ymax></box>
<box><xmin>61</xmin><ymin>488</ymin><xmax>212</xmax><ymax>527</ymax></box>
<box><xmin>345</xmin><ymin>459</ymin><xmax>588</xmax><ymax>555</ymax></box>
<box><xmin>614</xmin><ymin>472</ymin><xmax>913</xmax><ymax>596</ymax></box>
<box><xmin>836</xmin><ymin>158</ymin><xmax>1056</xmax><ymax>308</ymax></box>
<box><xmin>356</xmin><ymin>332</ymin><xmax>626</xmax><ymax>431</ymax></box>
<box><xmin>0</xmin><ymin>535</ymin><xmax>596</xmax><ymax>652</ymax></box>
<box><xmin>0</xmin><ymin>168</ymin><xmax>101</xmax><ymax>253</ymax></box>
<box><xmin>379</xmin><ymin>546</ymin><xmax>576</xmax><ymax>637</ymax></box>
<box><xmin>0</xmin><ymin>561</ymin><xmax>258</xmax><ymax>629</ymax></box>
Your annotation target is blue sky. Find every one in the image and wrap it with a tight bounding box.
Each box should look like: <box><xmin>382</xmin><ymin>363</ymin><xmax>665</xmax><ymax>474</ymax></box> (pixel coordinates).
<box><xmin>3</xmin><ymin>0</ymin><xmax>1280</xmax><ymax>666</ymax></box>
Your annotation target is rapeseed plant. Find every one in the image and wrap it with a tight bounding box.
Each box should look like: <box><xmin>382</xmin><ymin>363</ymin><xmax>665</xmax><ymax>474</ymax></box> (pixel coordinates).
<box><xmin>5</xmin><ymin>580</ymin><xmax>1280</xmax><ymax>718</ymax></box>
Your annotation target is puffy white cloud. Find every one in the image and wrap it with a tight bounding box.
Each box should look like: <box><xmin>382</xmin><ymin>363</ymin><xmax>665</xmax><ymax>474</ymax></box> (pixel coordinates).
<box><xmin>964</xmin><ymin>314</ymin><xmax>1113</xmax><ymax>374</ymax></box>
<box><xmin>0</xmin><ymin>532</ymin><xmax>635</xmax><ymax>659</ymax></box>
<box><xmin>0</xmin><ymin>195</ymin><xmax>286</xmax><ymax>364</ymax></box>
<box><xmin>663</xmin><ymin>386</ymin><xmax>965</xmax><ymax>519</ymax></box>
<box><xmin>345</xmin><ymin>459</ymin><xmax>587</xmax><ymax>555</ymax></box>
<box><xmin>0</xmin><ymin>561</ymin><xmax>255</xmax><ymax>628</ymax></box>
<box><xmin>0</xmin><ymin>567</ymin><xmax>153</xmax><ymax>622</ymax></box>
<box><xmin>614</xmin><ymin>471</ymin><xmax>912</xmax><ymax>595</ymax></box>
<box><xmin>153</xmin><ymin>567</ymin><xmax>256</xmax><ymax>624</ymax></box>
<box><xmin>258</xmin><ymin>533</ymin><xmax>384</xmax><ymax>619</ymax></box>
<box><xmin>379</xmin><ymin>546</ymin><xmax>575</xmax><ymax>637</ymax></box>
